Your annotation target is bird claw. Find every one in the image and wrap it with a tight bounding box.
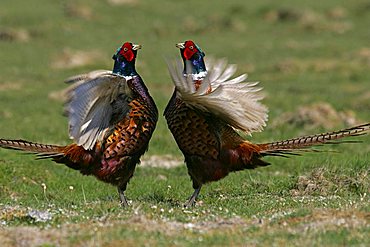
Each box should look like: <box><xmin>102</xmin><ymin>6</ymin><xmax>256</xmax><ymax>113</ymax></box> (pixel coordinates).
<box><xmin>120</xmin><ymin>197</ymin><xmax>129</xmax><ymax>208</ymax></box>
<box><xmin>183</xmin><ymin>199</ymin><xmax>196</xmax><ymax>208</ymax></box>
<box><xmin>183</xmin><ymin>187</ymin><xmax>201</xmax><ymax>208</ymax></box>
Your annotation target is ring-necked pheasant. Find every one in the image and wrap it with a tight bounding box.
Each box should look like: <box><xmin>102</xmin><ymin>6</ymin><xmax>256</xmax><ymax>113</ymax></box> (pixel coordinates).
<box><xmin>0</xmin><ymin>42</ymin><xmax>158</xmax><ymax>207</ymax></box>
<box><xmin>164</xmin><ymin>40</ymin><xmax>370</xmax><ymax>207</ymax></box>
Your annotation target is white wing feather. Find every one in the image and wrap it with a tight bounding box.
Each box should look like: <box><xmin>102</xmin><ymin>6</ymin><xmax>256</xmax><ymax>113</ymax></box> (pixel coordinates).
<box><xmin>167</xmin><ymin>58</ymin><xmax>268</xmax><ymax>134</ymax></box>
<box><xmin>64</xmin><ymin>70</ymin><xmax>131</xmax><ymax>150</ymax></box>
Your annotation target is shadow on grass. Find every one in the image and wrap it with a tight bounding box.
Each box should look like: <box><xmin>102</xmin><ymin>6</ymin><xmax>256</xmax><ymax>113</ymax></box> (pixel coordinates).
<box><xmin>138</xmin><ymin>191</ymin><xmax>182</xmax><ymax>208</ymax></box>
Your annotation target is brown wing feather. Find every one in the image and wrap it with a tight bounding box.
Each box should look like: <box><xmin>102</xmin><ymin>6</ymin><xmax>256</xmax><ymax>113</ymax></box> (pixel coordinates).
<box><xmin>165</xmin><ymin>91</ymin><xmax>219</xmax><ymax>159</ymax></box>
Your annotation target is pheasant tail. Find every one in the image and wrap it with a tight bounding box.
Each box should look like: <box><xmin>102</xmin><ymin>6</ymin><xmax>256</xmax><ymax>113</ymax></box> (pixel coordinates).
<box><xmin>0</xmin><ymin>139</ymin><xmax>64</xmax><ymax>155</ymax></box>
<box><xmin>0</xmin><ymin>139</ymin><xmax>92</xmax><ymax>168</ymax></box>
<box><xmin>258</xmin><ymin>123</ymin><xmax>370</xmax><ymax>156</ymax></box>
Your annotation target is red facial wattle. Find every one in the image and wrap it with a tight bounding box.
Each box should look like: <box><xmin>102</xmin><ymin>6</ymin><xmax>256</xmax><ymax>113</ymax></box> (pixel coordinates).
<box><xmin>119</xmin><ymin>43</ymin><xmax>135</xmax><ymax>62</ymax></box>
<box><xmin>184</xmin><ymin>48</ymin><xmax>197</xmax><ymax>60</ymax></box>
<box><xmin>183</xmin><ymin>41</ymin><xmax>198</xmax><ymax>60</ymax></box>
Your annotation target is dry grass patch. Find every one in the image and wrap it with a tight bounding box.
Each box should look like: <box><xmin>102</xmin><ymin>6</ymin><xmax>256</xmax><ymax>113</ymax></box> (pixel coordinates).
<box><xmin>51</xmin><ymin>49</ymin><xmax>104</xmax><ymax>69</ymax></box>
<box><xmin>357</xmin><ymin>47</ymin><xmax>370</xmax><ymax>65</ymax></box>
<box><xmin>141</xmin><ymin>155</ymin><xmax>182</xmax><ymax>168</ymax></box>
<box><xmin>263</xmin><ymin>7</ymin><xmax>352</xmax><ymax>34</ymax></box>
<box><xmin>0</xmin><ymin>29</ymin><xmax>30</xmax><ymax>43</ymax></box>
<box><xmin>275</xmin><ymin>56</ymin><xmax>369</xmax><ymax>74</ymax></box>
<box><xmin>0</xmin><ymin>208</ymin><xmax>368</xmax><ymax>246</ymax></box>
<box><xmin>0</xmin><ymin>83</ymin><xmax>22</xmax><ymax>92</ymax></box>
<box><xmin>270</xmin><ymin>208</ymin><xmax>369</xmax><ymax>234</ymax></box>
<box><xmin>326</xmin><ymin>7</ymin><xmax>348</xmax><ymax>20</ymax></box>
<box><xmin>107</xmin><ymin>0</ymin><xmax>139</xmax><ymax>6</ymax></box>
<box><xmin>181</xmin><ymin>14</ymin><xmax>246</xmax><ymax>34</ymax></box>
<box><xmin>290</xmin><ymin>168</ymin><xmax>368</xmax><ymax>197</ymax></box>
<box><xmin>271</xmin><ymin>102</ymin><xmax>360</xmax><ymax>130</ymax></box>
<box><xmin>64</xmin><ymin>3</ymin><xmax>93</xmax><ymax>20</ymax></box>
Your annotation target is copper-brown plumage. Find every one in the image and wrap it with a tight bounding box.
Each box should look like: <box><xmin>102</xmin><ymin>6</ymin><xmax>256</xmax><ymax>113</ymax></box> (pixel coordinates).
<box><xmin>0</xmin><ymin>42</ymin><xmax>158</xmax><ymax>207</ymax></box>
<box><xmin>165</xmin><ymin>40</ymin><xmax>370</xmax><ymax>207</ymax></box>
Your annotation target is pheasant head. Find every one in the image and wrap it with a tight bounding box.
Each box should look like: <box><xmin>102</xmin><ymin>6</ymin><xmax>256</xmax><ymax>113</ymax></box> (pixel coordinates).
<box><xmin>176</xmin><ymin>40</ymin><xmax>206</xmax><ymax>76</ymax></box>
<box><xmin>112</xmin><ymin>42</ymin><xmax>142</xmax><ymax>77</ymax></box>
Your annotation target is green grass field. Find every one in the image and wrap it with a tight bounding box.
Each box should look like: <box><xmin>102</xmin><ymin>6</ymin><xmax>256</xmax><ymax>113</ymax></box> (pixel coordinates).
<box><xmin>0</xmin><ymin>0</ymin><xmax>369</xmax><ymax>246</ymax></box>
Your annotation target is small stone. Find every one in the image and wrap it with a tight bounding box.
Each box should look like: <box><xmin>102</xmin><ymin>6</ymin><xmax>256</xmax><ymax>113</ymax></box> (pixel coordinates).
<box><xmin>28</xmin><ymin>210</ymin><xmax>52</xmax><ymax>222</ymax></box>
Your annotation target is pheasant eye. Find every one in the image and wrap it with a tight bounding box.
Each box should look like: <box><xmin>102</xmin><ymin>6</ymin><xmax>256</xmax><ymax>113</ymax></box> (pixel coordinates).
<box><xmin>189</xmin><ymin>46</ymin><xmax>194</xmax><ymax>50</ymax></box>
<box><xmin>123</xmin><ymin>47</ymin><xmax>128</xmax><ymax>52</ymax></box>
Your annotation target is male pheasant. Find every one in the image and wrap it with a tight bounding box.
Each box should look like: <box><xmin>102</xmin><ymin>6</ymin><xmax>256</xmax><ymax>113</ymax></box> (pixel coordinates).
<box><xmin>0</xmin><ymin>42</ymin><xmax>158</xmax><ymax>207</ymax></box>
<box><xmin>164</xmin><ymin>40</ymin><xmax>370</xmax><ymax>207</ymax></box>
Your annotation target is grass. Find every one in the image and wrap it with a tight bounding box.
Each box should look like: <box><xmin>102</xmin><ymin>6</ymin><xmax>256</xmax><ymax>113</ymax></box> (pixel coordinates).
<box><xmin>0</xmin><ymin>0</ymin><xmax>369</xmax><ymax>246</ymax></box>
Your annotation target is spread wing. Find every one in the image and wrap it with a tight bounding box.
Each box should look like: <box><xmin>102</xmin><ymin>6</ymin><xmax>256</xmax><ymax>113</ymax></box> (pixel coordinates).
<box><xmin>167</xmin><ymin>58</ymin><xmax>268</xmax><ymax>134</ymax></box>
<box><xmin>64</xmin><ymin>70</ymin><xmax>132</xmax><ymax>150</ymax></box>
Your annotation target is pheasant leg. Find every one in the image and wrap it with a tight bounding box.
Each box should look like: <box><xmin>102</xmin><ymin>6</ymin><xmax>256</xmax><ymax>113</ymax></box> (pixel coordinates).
<box><xmin>184</xmin><ymin>186</ymin><xmax>202</xmax><ymax>208</ymax></box>
<box><xmin>118</xmin><ymin>186</ymin><xmax>129</xmax><ymax>207</ymax></box>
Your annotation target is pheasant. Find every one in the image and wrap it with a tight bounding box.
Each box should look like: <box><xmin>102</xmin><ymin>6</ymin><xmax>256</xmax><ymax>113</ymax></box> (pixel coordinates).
<box><xmin>0</xmin><ymin>42</ymin><xmax>158</xmax><ymax>207</ymax></box>
<box><xmin>164</xmin><ymin>40</ymin><xmax>370</xmax><ymax>207</ymax></box>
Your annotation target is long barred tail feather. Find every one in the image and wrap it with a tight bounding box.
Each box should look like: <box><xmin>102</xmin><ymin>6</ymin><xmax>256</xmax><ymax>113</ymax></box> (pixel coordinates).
<box><xmin>258</xmin><ymin>122</ymin><xmax>370</xmax><ymax>156</ymax></box>
<box><xmin>0</xmin><ymin>139</ymin><xmax>64</xmax><ymax>157</ymax></box>
<box><xmin>1</xmin><ymin>139</ymin><xmax>93</xmax><ymax>171</ymax></box>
